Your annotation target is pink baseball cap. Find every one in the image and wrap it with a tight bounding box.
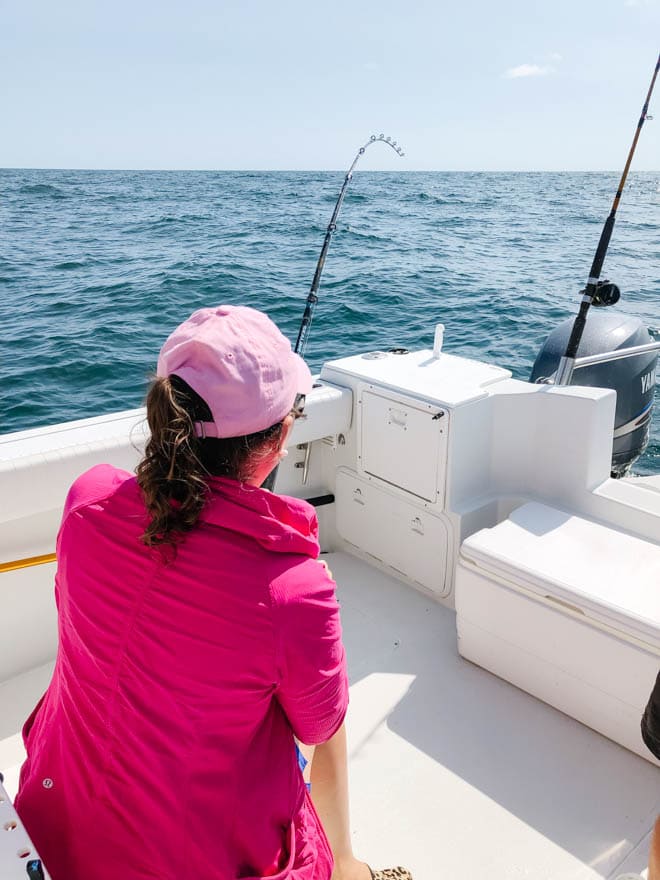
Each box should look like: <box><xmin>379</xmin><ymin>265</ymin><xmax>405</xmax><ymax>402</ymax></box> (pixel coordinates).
<box><xmin>157</xmin><ymin>305</ymin><xmax>313</xmax><ymax>438</ymax></box>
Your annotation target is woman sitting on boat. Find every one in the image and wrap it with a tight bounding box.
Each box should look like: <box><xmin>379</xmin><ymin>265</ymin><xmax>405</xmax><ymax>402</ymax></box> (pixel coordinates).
<box><xmin>14</xmin><ymin>305</ymin><xmax>411</xmax><ymax>880</ymax></box>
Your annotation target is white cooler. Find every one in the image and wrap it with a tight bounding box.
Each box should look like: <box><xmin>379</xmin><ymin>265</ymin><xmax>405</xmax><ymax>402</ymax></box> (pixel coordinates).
<box><xmin>455</xmin><ymin>502</ymin><xmax>660</xmax><ymax>764</ymax></box>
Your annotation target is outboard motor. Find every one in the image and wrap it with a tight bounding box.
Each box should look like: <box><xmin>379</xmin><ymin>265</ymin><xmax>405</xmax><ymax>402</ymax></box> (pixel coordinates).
<box><xmin>531</xmin><ymin>312</ymin><xmax>658</xmax><ymax>477</ymax></box>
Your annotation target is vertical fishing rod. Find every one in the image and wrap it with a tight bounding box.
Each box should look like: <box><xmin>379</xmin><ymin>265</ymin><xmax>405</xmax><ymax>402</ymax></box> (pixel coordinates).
<box><xmin>555</xmin><ymin>52</ymin><xmax>659</xmax><ymax>386</ymax></box>
<box><xmin>294</xmin><ymin>133</ymin><xmax>405</xmax><ymax>358</ymax></box>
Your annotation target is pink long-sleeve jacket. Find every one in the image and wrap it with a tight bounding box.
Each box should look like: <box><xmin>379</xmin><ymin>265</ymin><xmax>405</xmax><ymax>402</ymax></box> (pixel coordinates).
<box><xmin>16</xmin><ymin>464</ymin><xmax>349</xmax><ymax>880</ymax></box>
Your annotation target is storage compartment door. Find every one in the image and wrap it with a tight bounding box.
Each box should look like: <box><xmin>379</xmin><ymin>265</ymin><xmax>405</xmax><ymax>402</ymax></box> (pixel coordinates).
<box><xmin>359</xmin><ymin>389</ymin><xmax>446</xmax><ymax>503</ymax></box>
<box><xmin>335</xmin><ymin>470</ymin><xmax>449</xmax><ymax>596</ymax></box>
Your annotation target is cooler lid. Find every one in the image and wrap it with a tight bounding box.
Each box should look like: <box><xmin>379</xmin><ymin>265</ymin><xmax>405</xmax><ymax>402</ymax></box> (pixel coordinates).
<box><xmin>460</xmin><ymin>502</ymin><xmax>660</xmax><ymax>647</ymax></box>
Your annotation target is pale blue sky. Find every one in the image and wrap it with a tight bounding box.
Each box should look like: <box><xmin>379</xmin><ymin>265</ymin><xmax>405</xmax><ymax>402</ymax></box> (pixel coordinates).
<box><xmin>2</xmin><ymin>0</ymin><xmax>659</xmax><ymax>170</ymax></box>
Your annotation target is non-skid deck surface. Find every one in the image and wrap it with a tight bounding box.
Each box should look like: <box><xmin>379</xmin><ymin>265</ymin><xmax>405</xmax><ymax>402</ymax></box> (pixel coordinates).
<box><xmin>330</xmin><ymin>551</ymin><xmax>658</xmax><ymax>880</ymax></box>
<box><xmin>1</xmin><ymin>551</ymin><xmax>658</xmax><ymax>879</ymax></box>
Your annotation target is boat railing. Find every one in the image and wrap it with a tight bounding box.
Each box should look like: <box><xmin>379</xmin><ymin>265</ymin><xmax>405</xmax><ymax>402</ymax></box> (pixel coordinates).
<box><xmin>539</xmin><ymin>340</ymin><xmax>660</xmax><ymax>384</ymax></box>
<box><xmin>572</xmin><ymin>340</ymin><xmax>660</xmax><ymax>370</ymax></box>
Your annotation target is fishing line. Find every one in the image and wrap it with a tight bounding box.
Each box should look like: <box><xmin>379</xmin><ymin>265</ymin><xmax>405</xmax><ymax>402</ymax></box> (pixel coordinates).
<box><xmin>555</xmin><ymin>52</ymin><xmax>659</xmax><ymax>386</ymax></box>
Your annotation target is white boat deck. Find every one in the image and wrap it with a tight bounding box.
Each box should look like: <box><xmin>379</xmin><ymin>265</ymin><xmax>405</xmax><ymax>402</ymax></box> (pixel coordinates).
<box><xmin>1</xmin><ymin>550</ymin><xmax>658</xmax><ymax>879</ymax></box>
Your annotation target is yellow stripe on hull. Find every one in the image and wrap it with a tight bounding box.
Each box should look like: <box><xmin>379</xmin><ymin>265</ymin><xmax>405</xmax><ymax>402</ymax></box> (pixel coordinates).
<box><xmin>0</xmin><ymin>553</ymin><xmax>57</xmax><ymax>573</ymax></box>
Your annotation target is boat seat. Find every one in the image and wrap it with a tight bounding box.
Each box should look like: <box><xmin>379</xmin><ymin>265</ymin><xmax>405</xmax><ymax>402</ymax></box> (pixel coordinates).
<box><xmin>455</xmin><ymin>501</ymin><xmax>660</xmax><ymax>763</ymax></box>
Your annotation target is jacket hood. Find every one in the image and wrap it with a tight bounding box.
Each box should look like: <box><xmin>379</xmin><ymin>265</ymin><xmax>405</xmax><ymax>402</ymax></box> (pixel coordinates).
<box><xmin>199</xmin><ymin>476</ymin><xmax>320</xmax><ymax>558</ymax></box>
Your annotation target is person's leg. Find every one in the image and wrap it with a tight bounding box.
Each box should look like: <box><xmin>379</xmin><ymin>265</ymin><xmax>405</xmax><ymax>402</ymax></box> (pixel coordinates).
<box><xmin>642</xmin><ymin>674</ymin><xmax>660</xmax><ymax>879</ymax></box>
<box><xmin>649</xmin><ymin>817</ymin><xmax>660</xmax><ymax>880</ymax></box>
<box><xmin>306</xmin><ymin>724</ymin><xmax>371</xmax><ymax>880</ymax></box>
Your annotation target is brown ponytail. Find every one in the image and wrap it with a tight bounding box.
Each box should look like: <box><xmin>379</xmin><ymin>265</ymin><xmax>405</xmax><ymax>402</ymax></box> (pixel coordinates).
<box><xmin>136</xmin><ymin>375</ymin><xmax>284</xmax><ymax>548</ymax></box>
<box><xmin>136</xmin><ymin>376</ymin><xmax>209</xmax><ymax>548</ymax></box>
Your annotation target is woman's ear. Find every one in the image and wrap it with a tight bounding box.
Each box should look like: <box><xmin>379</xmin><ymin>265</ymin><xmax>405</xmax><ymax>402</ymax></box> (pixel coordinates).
<box><xmin>278</xmin><ymin>414</ymin><xmax>295</xmax><ymax>452</ymax></box>
<box><xmin>245</xmin><ymin>414</ymin><xmax>296</xmax><ymax>487</ymax></box>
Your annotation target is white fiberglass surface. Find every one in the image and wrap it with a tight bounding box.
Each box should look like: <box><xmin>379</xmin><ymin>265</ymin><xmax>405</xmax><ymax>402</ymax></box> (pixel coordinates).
<box><xmin>1</xmin><ymin>552</ymin><xmax>658</xmax><ymax>879</ymax></box>
<box><xmin>332</xmin><ymin>552</ymin><xmax>658</xmax><ymax>880</ymax></box>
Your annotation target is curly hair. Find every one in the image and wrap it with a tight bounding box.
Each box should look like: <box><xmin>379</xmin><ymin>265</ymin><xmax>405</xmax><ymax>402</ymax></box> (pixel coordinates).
<box><xmin>135</xmin><ymin>374</ymin><xmax>284</xmax><ymax>548</ymax></box>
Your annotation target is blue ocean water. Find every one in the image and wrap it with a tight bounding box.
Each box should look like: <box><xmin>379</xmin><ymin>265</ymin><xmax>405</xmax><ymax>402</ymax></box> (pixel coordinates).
<box><xmin>1</xmin><ymin>168</ymin><xmax>659</xmax><ymax>474</ymax></box>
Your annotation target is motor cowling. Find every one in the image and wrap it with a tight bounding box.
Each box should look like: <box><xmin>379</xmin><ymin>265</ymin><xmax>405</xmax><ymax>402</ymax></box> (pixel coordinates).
<box><xmin>530</xmin><ymin>312</ymin><xmax>658</xmax><ymax>477</ymax></box>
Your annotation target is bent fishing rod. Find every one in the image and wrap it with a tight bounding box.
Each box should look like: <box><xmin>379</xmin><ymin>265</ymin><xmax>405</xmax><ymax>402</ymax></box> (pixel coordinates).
<box><xmin>555</xmin><ymin>52</ymin><xmax>659</xmax><ymax>386</ymax></box>
<box><xmin>294</xmin><ymin>133</ymin><xmax>405</xmax><ymax>358</ymax></box>
<box><xmin>263</xmin><ymin>133</ymin><xmax>405</xmax><ymax>492</ymax></box>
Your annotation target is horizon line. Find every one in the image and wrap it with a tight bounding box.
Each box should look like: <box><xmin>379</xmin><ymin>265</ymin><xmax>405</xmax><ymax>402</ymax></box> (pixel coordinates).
<box><xmin>2</xmin><ymin>166</ymin><xmax>659</xmax><ymax>174</ymax></box>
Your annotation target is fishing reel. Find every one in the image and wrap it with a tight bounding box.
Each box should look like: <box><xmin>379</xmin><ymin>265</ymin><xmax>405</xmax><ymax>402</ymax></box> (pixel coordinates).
<box><xmin>589</xmin><ymin>279</ymin><xmax>621</xmax><ymax>307</ymax></box>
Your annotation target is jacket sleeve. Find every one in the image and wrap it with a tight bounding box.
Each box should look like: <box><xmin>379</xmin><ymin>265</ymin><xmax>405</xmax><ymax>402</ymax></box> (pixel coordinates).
<box><xmin>271</xmin><ymin>558</ymin><xmax>349</xmax><ymax>746</ymax></box>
